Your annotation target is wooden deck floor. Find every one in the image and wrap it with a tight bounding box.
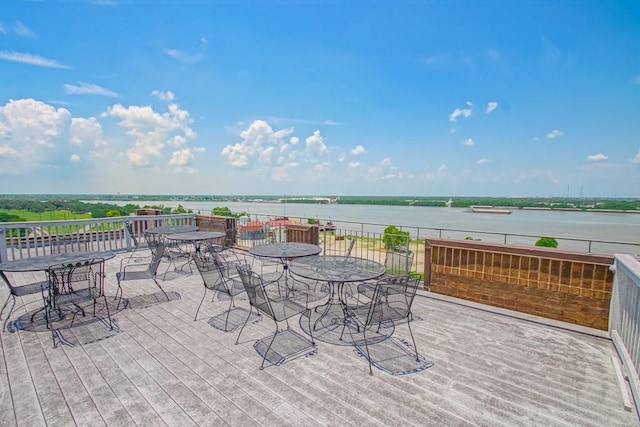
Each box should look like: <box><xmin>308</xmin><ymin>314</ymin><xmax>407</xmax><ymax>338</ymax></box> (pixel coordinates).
<box><xmin>0</xmin><ymin>252</ymin><xmax>637</xmax><ymax>426</ymax></box>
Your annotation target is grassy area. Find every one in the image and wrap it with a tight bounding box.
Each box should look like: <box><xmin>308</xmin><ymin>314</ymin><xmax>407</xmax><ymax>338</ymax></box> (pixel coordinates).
<box><xmin>0</xmin><ymin>209</ymin><xmax>92</xmax><ymax>222</ymax></box>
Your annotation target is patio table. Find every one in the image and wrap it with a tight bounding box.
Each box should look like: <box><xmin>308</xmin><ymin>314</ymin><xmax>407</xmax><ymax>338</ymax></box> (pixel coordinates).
<box><xmin>145</xmin><ymin>225</ymin><xmax>197</xmax><ymax>235</ymax></box>
<box><xmin>0</xmin><ymin>251</ymin><xmax>116</xmax><ymax>329</ymax></box>
<box><xmin>166</xmin><ymin>231</ymin><xmax>225</xmax><ymax>256</ymax></box>
<box><xmin>249</xmin><ymin>242</ymin><xmax>321</xmax><ymax>285</ymax></box>
<box><xmin>289</xmin><ymin>255</ymin><xmax>385</xmax><ymax>343</ymax></box>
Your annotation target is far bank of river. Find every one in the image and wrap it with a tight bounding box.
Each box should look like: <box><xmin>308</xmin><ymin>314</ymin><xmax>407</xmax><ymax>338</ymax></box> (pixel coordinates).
<box><xmin>89</xmin><ymin>200</ymin><xmax>640</xmax><ymax>255</ymax></box>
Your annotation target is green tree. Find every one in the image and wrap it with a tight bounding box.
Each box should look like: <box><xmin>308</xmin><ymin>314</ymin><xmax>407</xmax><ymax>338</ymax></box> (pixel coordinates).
<box><xmin>535</xmin><ymin>237</ymin><xmax>558</xmax><ymax>248</ymax></box>
<box><xmin>382</xmin><ymin>225</ymin><xmax>410</xmax><ymax>249</ymax></box>
<box><xmin>106</xmin><ymin>210</ymin><xmax>121</xmax><ymax>217</ymax></box>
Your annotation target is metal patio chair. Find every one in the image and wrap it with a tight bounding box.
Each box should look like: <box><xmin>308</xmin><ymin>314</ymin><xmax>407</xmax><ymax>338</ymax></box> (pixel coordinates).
<box><xmin>235</xmin><ymin>264</ymin><xmax>315</xmax><ymax>370</ymax></box>
<box><xmin>115</xmin><ymin>242</ymin><xmax>168</xmax><ymax>308</ymax></box>
<box><xmin>0</xmin><ymin>276</ymin><xmax>48</xmax><ymax>331</ymax></box>
<box><xmin>342</xmin><ymin>273</ymin><xmax>421</xmax><ymax>375</ymax></box>
<box><xmin>45</xmin><ymin>258</ymin><xmax>113</xmax><ymax>348</ymax></box>
<box><xmin>193</xmin><ymin>254</ymin><xmax>246</xmax><ymax>329</ymax></box>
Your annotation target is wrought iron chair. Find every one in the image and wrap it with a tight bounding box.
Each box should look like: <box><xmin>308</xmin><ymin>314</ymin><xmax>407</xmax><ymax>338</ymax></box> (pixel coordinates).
<box><xmin>115</xmin><ymin>242</ymin><xmax>168</xmax><ymax>308</ymax></box>
<box><xmin>45</xmin><ymin>258</ymin><xmax>113</xmax><ymax>348</ymax></box>
<box><xmin>123</xmin><ymin>220</ymin><xmax>148</xmax><ymax>262</ymax></box>
<box><xmin>235</xmin><ymin>264</ymin><xmax>315</xmax><ymax>369</ymax></box>
<box><xmin>0</xmin><ymin>276</ymin><xmax>48</xmax><ymax>331</ymax></box>
<box><xmin>353</xmin><ymin>247</ymin><xmax>415</xmax><ymax>302</ymax></box>
<box><xmin>193</xmin><ymin>254</ymin><xmax>246</xmax><ymax>329</ymax></box>
<box><xmin>342</xmin><ymin>273</ymin><xmax>420</xmax><ymax>375</ymax></box>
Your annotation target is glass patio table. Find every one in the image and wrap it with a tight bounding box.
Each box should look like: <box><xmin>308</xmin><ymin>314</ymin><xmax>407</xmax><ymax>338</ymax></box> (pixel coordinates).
<box><xmin>248</xmin><ymin>242</ymin><xmax>321</xmax><ymax>285</ymax></box>
<box><xmin>0</xmin><ymin>251</ymin><xmax>116</xmax><ymax>329</ymax></box>
<box><xmin>289</xmin><ymin>255</ymin><xmax>385</xmax><ymax>343</ymax></box>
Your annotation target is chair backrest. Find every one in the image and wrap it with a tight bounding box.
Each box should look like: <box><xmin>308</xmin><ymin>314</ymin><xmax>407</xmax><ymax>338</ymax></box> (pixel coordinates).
<box><xmin>345</xmin><ymin>237</ymin><xmax>356</xmax><ymax>257</ymax></box>
<box><xmin>144</xmin><ymin>231</ymin><xmax>161</xmax><ymax>258</ymax></box>
<box><xmin>236</xmin><ymin>264</ymin><xmax>275</xmax><ymax>320</ymax></box>
<box><xmin>194</xmin><ymin>255</ymin><xmax>228</xmax><ymax>293</ymax></box>
<box><xmin>384</xmin><ymin>248</ymin><xmax>414</xmax><ymax>276</ymax></box>
<box><xmin>366</xmin><ymin>274</ymin><xmax>419</xmax><ymax>326</ymax></box>
<box><xmin>125</xmin><ymin>221</ymin><xmax>140</xmax><ymax>248</ymax></box>
<box><xmin>147</xmin><ymin>242</ymin><xmax>166</xmax><ymax>276</ymax></box>
<box><xmin>47</xmin><ymin>259</ymin><xmax>94</xmax><ymax>294</ymax></box>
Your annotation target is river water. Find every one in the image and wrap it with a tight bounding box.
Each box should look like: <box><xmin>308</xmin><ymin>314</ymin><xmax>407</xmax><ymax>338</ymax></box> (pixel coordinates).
<box><xmin>92</xmin><ymin>200</ymin><xmax>640</xmax><ymax>255</ymax></box>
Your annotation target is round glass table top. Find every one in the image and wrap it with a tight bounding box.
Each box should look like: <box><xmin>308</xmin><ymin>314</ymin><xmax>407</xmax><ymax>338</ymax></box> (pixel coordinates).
<box><xmin>166</xmin><ymin>231</ymin><xmax>225</xmax><ymax>241</ymax></box>
<box><xmin>0</xmin><ymin>251</ymin><xmax>116</xmax><ymax>272</ymax></box>
<box><xmin>248</xmin><ymin>242</ymin><xmax>321</xmax><ymax>259</ymax></box>
<box><xmin>289</xmin><ymin>255</ymin><xmax>385</xmax><ymax>283</ymax></box>
<box><xmin>145</xmin><ymin>225</ymin><xmax>197</xmax><ymax>234</ymax></box>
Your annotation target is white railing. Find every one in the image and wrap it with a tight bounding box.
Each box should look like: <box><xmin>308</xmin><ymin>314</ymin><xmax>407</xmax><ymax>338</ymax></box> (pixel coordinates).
<box><xmin>0</xmin><ymin>213</ymin><xmax>196</xmax><ymax>262</ymax></box>
<box><xmin>609</xmin><ymin>254</ymin><xmax>640</xmax><ymax>415</ymax></box>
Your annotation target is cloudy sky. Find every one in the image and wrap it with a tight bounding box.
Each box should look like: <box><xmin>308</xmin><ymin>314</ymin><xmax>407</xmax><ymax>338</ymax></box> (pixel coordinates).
<box><xmin>1</xmin><ymin>1</ymin><xmax>639</xmax><ymax>197</ymax></box>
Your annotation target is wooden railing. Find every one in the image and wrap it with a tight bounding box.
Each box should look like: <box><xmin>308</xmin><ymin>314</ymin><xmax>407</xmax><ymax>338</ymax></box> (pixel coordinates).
<box><xmin>609</xmin><ymin>254</ymin><xmax>640</xmax><ymax>415</ymax></box>
<box><xmin>425</xmin><ymin>238</ymin><xmax>614</xmax><ymax>330</ymax></box>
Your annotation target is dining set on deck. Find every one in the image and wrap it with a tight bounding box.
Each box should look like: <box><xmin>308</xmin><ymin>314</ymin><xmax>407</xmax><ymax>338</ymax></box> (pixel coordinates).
<box><xmin>0</xmin><ymin>224</ymin><xmax>426</xmax><ymax>375</ymax></box>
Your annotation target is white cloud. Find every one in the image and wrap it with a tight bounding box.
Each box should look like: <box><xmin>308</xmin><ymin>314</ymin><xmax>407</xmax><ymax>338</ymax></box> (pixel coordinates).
<box><xmin>348</xmin><ymin>161</ymin><xmax>360</xmax><ymax>168</ymax></box>
<box><xmin>351</xmin><ymin>145</ymin><xmax>366</xmax><ymax>155</ymax></box>
<box><xmin>380</xmin><ymin>157</ymin><xmax>391</xmax><ymax>166</ymax></box>
<box><xmin>290</xmin><ymin>136</ymin><xmax>299</xmax><ymax>145</ymax></box>
<box><xmin>462</xmin><ymin>138</ymin><xmax>474</xmax><ymax>146</ymax></box>
<box><xmin>476</xmin><ymin>158</ymin><xmax>490</xmax><ymax>164</ymax></box>
<box><xmin>152</xmin><ymin>90</ymin><xmax>175</xmax><ymax>101</ymax></box>
<box><xmin>164</xmin><ymin>48</ymin><xmax>203</xmax><ymax>64</ymax></box>
<box><xmin>64</xmin><ymin>82</ymin><xmax>121</xmax><ymax>98</ymax></box>
<box><xmin>70</xmin><ymin>154</ymin><xmax>80</xmax><ymax>162</ymax></box>
<box><xmin>69</xmin><ymin>117</ymin><xmax>104</xmax><ymax>146</ymax></box>
<box><xmin>221</xmin><ymin>120</ymin><xmax>293</xmax><ymax>168</ymax></box>
<box><xmin>0</xmin><ymin>50</ymin><xmax>69</xmax><ymax>68</ymax></box>
<box><xmin>0</xmin><ymin>98</ymin><xmax>72</xmax><ymax>173</ymax></box>
<box><xmin>486</xmin><ymin>102</ymin><xmax>498</xmax><ymax>114</ymax></box>
<box><xmin>103</xmin><ymin>102</ymin><xmax>196</xmax><ymax>168</ymax></box>
<box><xmin>169</xmin><ymin>148</ymin><xmax>194</xmax><ymax>167</ymax></box>
<box><xmin>587</xmin><ymin>153</ymin><xmax>608</xmax><ymax>161</ymax></box>
<box><xmin>631</xmin><ymin>151</ymin><xmax>640</xmax><ymax>164</ymax></box>
<box><xmin>337</xmin><ymin>153</ymin><xmax>346</xmax><ymax>162</ymax></box>
<box><xmin>546</xmin><ymin>129</ymin><xmax>563</xmax><ymax>139</ymax></box>
<box><xmin>449</xmin><ymin>102</ymin><xmax>473</xmax><ymax>122</ymax></box>
<box><xmin>14</xmin><ymin>22</ymin><xmax>36</xmax><ymax>38</ymax></box>
<box><xmin>305</xmin><ymin>130</ymin><xmax>328</xmax><ymax>155</ymax></box>
<box><xmin>422</xmin><ymin>163</ymin><xmax>447</xmax><ymax>181</ymax></box>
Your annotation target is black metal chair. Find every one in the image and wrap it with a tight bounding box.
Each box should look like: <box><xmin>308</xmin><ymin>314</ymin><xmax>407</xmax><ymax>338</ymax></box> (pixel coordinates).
<box><xmin>0</xmin><ymin>277</ymin><xmax>48</xmax><ymax>331</ymax></box>
<box><xmin>193</xmin><ymin>254</ymin><xmax>246</xmax><ymax>329</ymax></box>
<box><xmin>342</xmin><ymin>273</ymin><xmax>420</xmax><ymax>375</ymax></box>
<box><xmin>45</xmin><ymin>258</ymin><xmax>113</xmax><ymax>348</ymax></box>
<box><xmin>115</xmin><ymin>242</ymin><xmax>168</xmax><ymax>308</ymax></box>
<box><xmin>235</xmin><ymin>264</ymin><xmax>315</xmax><ymax>369</ymax></box>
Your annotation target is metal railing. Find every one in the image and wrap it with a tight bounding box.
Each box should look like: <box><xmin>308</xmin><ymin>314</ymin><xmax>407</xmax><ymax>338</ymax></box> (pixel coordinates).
<box><xmin>609</xmin><ymin>254</ymin><xmax>640</xmax><ymax>415</ymax></box>
<box><xmin>0</xmin><ymin>213</ymin><xmax>196</xmax><ymax>263</ymax></box>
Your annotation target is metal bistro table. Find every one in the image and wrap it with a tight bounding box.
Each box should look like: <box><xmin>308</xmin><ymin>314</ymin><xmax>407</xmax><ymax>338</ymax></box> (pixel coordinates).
<box><xmin>166</xmin><ymin>231</ymin><xmax>225</xmax><ymax>256</ymax></box>
<box><xmin>289</xmin><ymin>255</ymin><xmax>385</xmax><ymax>344</ymax></box>
<box><xmin>145</xmin><ymin>225</ymin><xmax>198</xmax><ymax>235</ymax></box>
<box><xmin>248</xmin><ymin>242</ymin><xmax>321</xmax><ymax>284</ymax></box>
<box><xmin>0</xmin><ymin>251</ymin><xmax>116</xmax><ymax>330</ymax></box>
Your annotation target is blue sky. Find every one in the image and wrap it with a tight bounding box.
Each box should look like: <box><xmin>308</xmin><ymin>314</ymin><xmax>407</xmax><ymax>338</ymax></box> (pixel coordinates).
<box><xmin>1</xmin><ymin>1</ymin><xmax>639</xmax><ymax>197</ymax></box>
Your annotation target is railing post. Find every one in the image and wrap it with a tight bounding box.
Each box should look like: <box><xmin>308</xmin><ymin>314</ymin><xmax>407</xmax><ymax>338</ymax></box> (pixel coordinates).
<box><xmin>0</xmin><ymin>227</ymin><xmax>7</xmax><ymax>263</ymax></box>
<box><xmin>124</xmin><ymin>219</ymin><xmax>133</xmax><ymax>252</ymax></box>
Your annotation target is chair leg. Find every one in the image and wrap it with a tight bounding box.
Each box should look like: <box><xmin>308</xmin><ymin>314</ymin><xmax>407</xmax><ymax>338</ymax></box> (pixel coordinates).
<box><xmin>194</xmin><ymin>288</ymin><xmax>207</xmax><ymax>321</ymax></box>
<box><xmin>235</xmin><ymin>305</ymin><xmax>253</xmax><ymax>345</ymax></box>
<box><xmin>153</xmin><ymin>278</ymin><xmax>169</xmax><ymax>301</ymax></box>
<box><xmin>406</xmin><ymin>315</ymin><xmax>419</xmax><ymax>362</ymax></box>
<box><xmin>115</xmin><ymin>274</ymin><xmax>124</xmax><ymax>309</ymax></box>
<box><xmin>260</xmin><ymin>322</ymin><xmax>280</xmax><ymax>370</ymax></box>
<box><xmin>363</xmin><ymin>327</ymin><xmax>373</xmax><ymax>376</ymax></box>
<box><xmin>1</xmin><ymin>296</ymin><xmax>16</xmax><ymax>331</ymax></box>
<box><xmin>0</xmin><ymin>294</ymin><xmax>11</xmax><ymax>320</ymax></box>
<box><xmin>223</xmin><ymin>297</ymin><xmax>234</xmax><ymax>332</ymax></box>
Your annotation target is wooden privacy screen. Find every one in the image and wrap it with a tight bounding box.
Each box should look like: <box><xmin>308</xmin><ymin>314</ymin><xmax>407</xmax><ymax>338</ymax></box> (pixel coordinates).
<box><xmin>425</xmin><ymin>239</ymin><xmax>614</xmax><ymax>330</ymax></box>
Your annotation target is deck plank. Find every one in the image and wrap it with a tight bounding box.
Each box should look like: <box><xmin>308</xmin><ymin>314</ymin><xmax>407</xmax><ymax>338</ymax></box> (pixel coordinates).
<box><xmin>0</xmin><ymin>253</ymin><xmax>637</xmax><ymax>426</ymax></box>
